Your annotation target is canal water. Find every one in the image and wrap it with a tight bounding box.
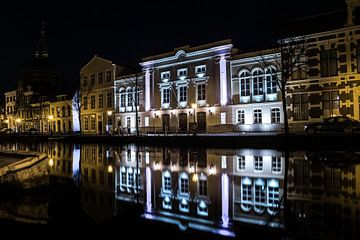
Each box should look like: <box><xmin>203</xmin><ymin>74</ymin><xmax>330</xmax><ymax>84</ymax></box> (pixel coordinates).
<box><xmin>0</xmin><ymin>142</ymin><xmax>359</xmax><ymax>239</ymax></box>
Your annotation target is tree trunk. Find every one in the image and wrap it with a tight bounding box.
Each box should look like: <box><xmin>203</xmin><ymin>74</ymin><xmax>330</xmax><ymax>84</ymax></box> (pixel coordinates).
<box><xmin>78</xmin><ymin>111</ymin><xmax>82</xmax><ymax>134</ymax></box>
<box><xmin>281</xmin><ymin>87</ymin><xmax>289</xmax><ymax>136</ymax></box>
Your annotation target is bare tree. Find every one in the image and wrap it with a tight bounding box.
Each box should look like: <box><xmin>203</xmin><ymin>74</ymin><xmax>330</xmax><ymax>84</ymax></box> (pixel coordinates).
<box><xmin>260</xmin><ymin>36</ymin><xmax>308</xmax><ymax>136</ymax></box>
<box><xmin>72</xmin><ymin>85</ymin><xmax>92</xmax><ymax>133</ymax></box>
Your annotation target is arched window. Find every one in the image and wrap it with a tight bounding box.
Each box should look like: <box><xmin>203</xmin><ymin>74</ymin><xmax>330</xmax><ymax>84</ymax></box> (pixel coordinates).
<box><xmin>266</xmin><ymin>67</ymin><xmax>277</xmax><ymax>94</ymax></box>
<box><xmin>179</xmin><ymin>172</ymin><xmax>189</xmax><ymax>195</ymax></box>
<box><xmin>126</xmin><ymin>88</ymin><xmax>133</xmax><ymax>107</ymax></box>
<box><xmin>134</xmin><ymin>87</ymin><xmax>140</xmax><ymax>106</ymax></box>
<box><xmin>241</xmin><ymin>177</ymin><xmax>252</xmax><ymax>212</ymax></box>
<box><xmin>239</xmin><ymin>71</ymin><xmax>250</xmax><ymax>96</ymax></box>
<box><xmin>267</xmin><ymin>179</ymin><xmax>280</xmax><ymax>215</ymax></box>
<box><xmin>252</xmin><ymin>69</ymin><xmax>264</xmax><ymax>95</ymax></box>
<box><xmin>119</xmin><ymin>89</ymin><xmax>125</xmax><ymax>108</ymax></box>
<box><xmin>254</xmin><ymin>179</ymin><xmax>266</xmax><ymax>214</ymax></box>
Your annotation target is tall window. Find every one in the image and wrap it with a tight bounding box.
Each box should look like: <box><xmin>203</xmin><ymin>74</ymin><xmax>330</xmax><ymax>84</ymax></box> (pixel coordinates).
<box><xmin>271</xmin><ymin>108</ymin><xmax>281</xmax><ymax>123</ymax></box>
<box><xmin>322</xmin><ymin>91</ymin><xmax>339</xmax><ymax>117</ymax></box>
<box><xmin>83</xmin><ymin>96</ymin><xmax>88</xmax><ymax>110</ymax></box>
<box><xmin>162</xmin><ymin>88</ymin><xmax>170</xmax><ymax>104</ymax></box>
<box><xmin>179</xmin><ymin>173</ymin><xmax>189</xmax><ymax>194</ymax></box>
<box><xmin>197</xmin><ymin>84</ymin><xmax>206</xmax><ymax>101</ymax></box>
<box><xmin>135</xmin><ymin>87</ymin><xmax>140</xmax><ymax>106</ymax></box>
<box><xmin>253</xmin><ymin>69</ymin><xmax>264</xmax><ymax>95</ymax></box>
<box><xmin>127</xmin><ymin>89</ymin><xmax>133</xmax><ymax>107</ymax></box>
<box><xmin>99</xmin><ymin>94</ymin><xmax>103</xmax><ymax>108</ymax></box>
<box><xmin>62</xmin><ymin>106</ymin><xmax>65</xmax><ymax>117</ymax></box>
<box><xmin>126</xmin><ymin>116</ymin><xmax>131</xmax><ymax>128</ymax></box>
<box><xmin>84</xmin><ymin>117</ymin><xmax>89</xmax><ymax>130</ymax></box>
<box><xmin>179</xmin><ymin>86</ymin><xmax>187</xmax><ymax>102</ymax></box>
<box><xmin>241</xmin><ymin>178</ymin><xmax>252</xmax><ymax>212</ymax></box>
<box><xmin>91</xmin><ymin>95</ymin><xmax>95</xmax><ymax>109</ymax></box>
<box><xmin>268</xmin><ymin>181</ymin><xmax>279</xmax><ymax>215</ymax></box>
<box><xmin>254</xmin><ymin>181</ymin><xmax>266</xmax><ymax>213</ymax></box>
<box><xmin>320</xmin><ymin>49</ymin><xmax>337</xmax><ymax>77</ymax></box>
<box><xmin>83</xmin><ymin>76</ymin><xmax>88</xmax><ymax>86</ymax></box>
<box><xmin>199</xmin><ymin>179</ymin><xmax>207</xmax><ymax>196</ymax></box>
<box><xmin>98</xmin><ymin>72</ymin><xmax>103</xmax><ymax>84</ymax></box>
<box><xmin>107</xmin><ymin>92</ymin><xmax>112</xmax><ymax>108</ymax></box>
<box><xmin>254</xmin><ymin>156</ymin><xmax>263</xmax><ymax>171</ymax></box>
<box><xmin>293</xmin><ymin>94</ymin><xmax>309</xmax><ymax>120</ymax></box>
<box><xmin>91</xmin><ymin>116</ymin><xmax>96</xmax><ymax>131</ymax></box>
<box><xmin>120</xmin><ymin>89</ymin><xmax>125</xmax><ymax>107</ymax></box>
<box><xmin>90</xmin><ymin>74</ymin><xmax>95</xmax><ymax>85</ymax></box>
<box><xmin>240</xmin><ymin>71</ymin><xmax>250</xmax><ymax>96</ymax></box>
<box><xmin>253</xmin><ymin>109</ymin><xmax>262</xmax><ymax>124</ymax></box>
<box><xmin>266</xmin><ymin>67</ymin><xmax>277</xmax><ymax>94</ymax></box>
<box><xmin>272</xmin><ymin>157</ymin><xmax>281</xmax><ymax>173</ymax></box>
<box><xmin>163</xmin><ymin>171</ymin><xmax>171</xmax><ymax>193</ymax></box>
<box><xmin>237</xmin><ymin>110</ymin><xmax>245</xmax><ymax>124</ymax></box>
<box><xmin>237</xmin><ymin>155</ymin><xmax>245</xmax><ymax>170</ymax></box>
<box><xmin>106</xmin><ymin>70</ymin><xmax>111</xmax><ymax>82</ymax></box>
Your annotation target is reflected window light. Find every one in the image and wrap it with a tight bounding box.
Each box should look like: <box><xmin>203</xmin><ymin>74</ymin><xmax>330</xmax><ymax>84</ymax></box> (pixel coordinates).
<box><xmin>48</xmin><ymin>158</ymin><xmax>54</xmax><ymax>167</ymax></box>
<box><xmin>108</xmin><ymin>165</ymin><xmax>113</xmax><ymax>173</ymax></box>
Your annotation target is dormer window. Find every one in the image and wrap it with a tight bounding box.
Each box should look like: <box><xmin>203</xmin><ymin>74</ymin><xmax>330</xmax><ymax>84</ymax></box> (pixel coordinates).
<box><xmin>195</xmin><ymin>65</ymin><xmax>206</xmax><ymax>77</ymax></box>
<box><xmin>177</xmin><ymin>68</ymin><xmax>187</xmax><ymax>79</ymax></box>
<box><xmin>161</xmin><ymin>71</ymin><xmax>170</xmax><ymax>82</ymax></box>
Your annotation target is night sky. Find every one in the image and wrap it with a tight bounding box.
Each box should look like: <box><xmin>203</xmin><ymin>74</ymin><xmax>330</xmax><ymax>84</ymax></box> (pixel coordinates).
<box><xmin>0</xmin><ymin>0</ymin><xmax>346</xmax><ymax>94</ymax></box>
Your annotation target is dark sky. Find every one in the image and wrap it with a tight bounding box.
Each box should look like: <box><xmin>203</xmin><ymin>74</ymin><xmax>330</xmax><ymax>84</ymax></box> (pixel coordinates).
<box><xmin>0</xmin><ymin>0</ymin><xmax>346</xmax><ymax>94</ymax></box>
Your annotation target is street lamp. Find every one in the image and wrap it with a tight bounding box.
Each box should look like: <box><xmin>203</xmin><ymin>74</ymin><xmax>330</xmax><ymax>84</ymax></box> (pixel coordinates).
<box><xmin>107</xmin><ymin>111</ymin><xmax>113</xmax><ymax>134</ymax></box>
<box><xmin>191</xmin><ymin>103</ymin><xmax>197</xmax><ymax>122</ymax></box>
<box><xmin>15</xmin><ymin>118</ymin><xmax>21</xmax><ymax>133</ymax></box>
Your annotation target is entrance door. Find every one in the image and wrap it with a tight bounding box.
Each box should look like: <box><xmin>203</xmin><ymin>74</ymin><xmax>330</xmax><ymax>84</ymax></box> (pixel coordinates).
<box><xmin>98</xmin><ymin>121</ymin><xmax>103</xmax><ymax>135</ymax></box>
<box><xmin>162</xmin><ymin>114</ymin><xmax>170</xmax><ymax>133</ymax></box>
<box><xmin>178</xmin><ymin>113</ymin><xmax>188</xmax><ymax>132</ymax></box>
<box><xmin>197</xmin><ymin>112</ymin><xmax>206</xmax><ymax>132</ymax></box>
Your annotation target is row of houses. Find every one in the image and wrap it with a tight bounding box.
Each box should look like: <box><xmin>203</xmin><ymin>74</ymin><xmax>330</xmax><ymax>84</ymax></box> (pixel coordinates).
<box><xmin>4</xmin><ymin>1</ymin><xmax>360</xmax><ymax>134</ymax></box>
<box><xmin>79</xmin><ymin>25</ymin><xmax>360</xmax><ymax>134</ymax></box>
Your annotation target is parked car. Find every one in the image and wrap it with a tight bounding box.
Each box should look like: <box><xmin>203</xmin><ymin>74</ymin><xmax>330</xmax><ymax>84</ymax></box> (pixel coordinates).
<box><xmin>304</xmin><ymin>116</ymin><xmax>360</xmax><ymax>135</ymax></box>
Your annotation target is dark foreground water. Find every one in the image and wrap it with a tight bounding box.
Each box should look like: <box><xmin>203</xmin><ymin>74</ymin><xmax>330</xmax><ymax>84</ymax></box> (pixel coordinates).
<box><xmin>0</xmin><ymin>142</ymin><xmax>359</xmax><ymax>239</ymax></box>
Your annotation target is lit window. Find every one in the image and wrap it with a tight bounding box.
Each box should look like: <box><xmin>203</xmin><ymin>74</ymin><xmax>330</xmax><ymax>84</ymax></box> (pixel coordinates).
<box><xmin>237</xmin><ymin>110</ymin><xmax>245</xmax><ymax>124</ymax></box>
<box><xmin>162</xmin><ymin>88</ymin><xmax>170</xmax><ymax>104</ymax></box>
<box><xmin>197</xmin><ymin>84</ymin><xmax>206</xmax><ymax>101</ymax></box>
<box><xmin>162</xmin><ymin>171</ymin><xmax>172</xmax><ymax>193</ymax></box>
<box><xmin>254</xmin><ymin>179</ymin><xmax>266</xmax><ymax>214</ymax></box>
<box><xmin>120</xmin><ymin>89</ymin><xmax>125</xmax><ymax>108</ymax></box>
<box><xmin>127</xmin><ymin>88</ymin><xmax>133</xmax><ymax>107</ymax></box>
<box><xmin>241</xmin><ymin>178</ymin><xmax>252</xmax><ymax>212</ymax></box>
<box><xmin>179</xmin><ymin>86</ymin><xmax>187</xmax><ymax>102</ymax></box>
<box><xmin>266</xmin><ymin>67</ymin><xmax>277</xmax><ymax>94</ymax></box>
<box><xmin>252</xmin><ymin>69</ymin><xmax>264</xmax><ymax>95</ymax></box>
<box><xmin>271</xmin><ymin>108</ymin><xmax>281</xmax><ymax>123</ymax></box>
<box><xmin>239</xmin><ymin>71</ymin><xmax>250</xmax><ymax>96</ymax></box>
<box><xmin>253</xmin><ymin>109</ymin><xmax>262</xmax><ymax>124</ymax></box>
<box><xmin>267</xmin><ymin>180</ymin><xmax>279</xmax><ymax>215</ymax></box>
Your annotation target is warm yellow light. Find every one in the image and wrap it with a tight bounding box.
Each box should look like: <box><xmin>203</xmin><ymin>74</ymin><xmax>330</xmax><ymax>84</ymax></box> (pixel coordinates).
<box><xmin>16</xmin><ymin>118</ymin><xmax>21</xmax><ymax>123</ymax></box>
<box><xmin>4</xmin><ymin>120</ymin><xmax>9</xmax><ymax>124</ymax></box>
<box><xmin>107</xmin><ymin>165</ymin><xmax>113</xmax><ymax>173</ymax></box>
<box><xmin>191</xmin><ymin>103</ymin><xmax>197</xmax><ymax>109</ymax></box>
<box><xmin>48</xmin><ymin>115</ymin><xmax>54</xmax><ymax>120</ymax></box>
<box><xmin>192</xmin><ymin>173</ymin><xmax>198</xmax><ymax>182</ymax></box>
<box><xmin>209</xmin><ymin>164</ymin><xmax>216</xmax><ymax>175</ymax></box>
<box><xmin>48</xmin><ymin>158</ymin><xmax>54</xmax><ymax>167</ymax></box>
<box><xmin>107</xmin><ymin>111</ymin><xmax>113</xmax><ymax>116</ymax></box>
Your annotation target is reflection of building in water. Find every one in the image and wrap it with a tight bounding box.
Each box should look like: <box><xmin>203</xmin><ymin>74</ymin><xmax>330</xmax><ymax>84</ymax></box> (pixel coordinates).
<box><xmin>288</xmin><ymin>151</ymin><xmax>360</xmax><ymax>239</ymax></box>
<box><xmin>230</xmin><ymin>149</ymin><xmax>284</xmax><ymax>228</ymax></box>
<box><xmin>47</xmin><ymin>142</ymin><xmax>74</xmax><ymax>183</ymax></box>
<box><xmin>80</xmin><ymin>144</ymin><xmax>116</xmax><ymax>222</ymax></box>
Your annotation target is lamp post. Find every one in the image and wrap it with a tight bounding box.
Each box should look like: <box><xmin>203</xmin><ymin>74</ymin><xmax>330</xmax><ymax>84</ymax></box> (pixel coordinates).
<box><xmin>107</xmin><ymin>111</ymin><xmax>113</xmax><ymax>134</ymax></box>
<box><xmin>15</xmin><ymin>118</ymin><xmax>21</xmax><ymax>133</ymax></box>
<box><xmin>48</xmin><ymin>115</ymin><xmax>53</xmax><ymax>135</ymax></box>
